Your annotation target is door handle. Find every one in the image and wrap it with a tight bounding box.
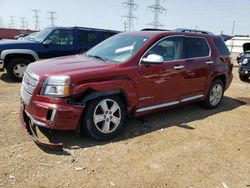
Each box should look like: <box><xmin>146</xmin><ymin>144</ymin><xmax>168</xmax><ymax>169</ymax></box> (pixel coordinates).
<box><xmin>174</xmin><ymin>65</ymin><xmax>184</xmax><ymax>70</ymax></box>
<box><xmin>206</xmin><ymin>61</ymin><xmax>214</xmax><ymax>65</ymax></box>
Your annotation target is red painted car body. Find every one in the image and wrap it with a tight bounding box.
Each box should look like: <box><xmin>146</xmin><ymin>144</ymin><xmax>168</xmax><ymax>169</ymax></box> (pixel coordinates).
<box><xmin>20</xmin><ymin>31</ymin><xmax>233</xmax><ymax>148</ymax></box>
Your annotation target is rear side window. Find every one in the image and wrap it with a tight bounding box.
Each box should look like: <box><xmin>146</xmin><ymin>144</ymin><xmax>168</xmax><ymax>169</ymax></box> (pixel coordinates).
<box><xmin>78</xmin><ymin>31</ymin><xmax>97</xmax><ymax>46</ymax></box>
<box><xmin>213</xmin><ymin>37</ymin><xmax>230</xmax><ymax>56</ymax></box>
<box><xmin>103</xmin><ymin>32</ymin><xmax>117</xmax><ymax>40</ymax></box>
<box><xmin>184</xmin><ymin>37</ymin><xmax>209</xmax><ymax>58</ymax></box>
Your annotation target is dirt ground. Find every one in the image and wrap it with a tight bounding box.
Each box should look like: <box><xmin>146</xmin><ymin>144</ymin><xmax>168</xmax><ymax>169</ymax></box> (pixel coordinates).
<box><xmin>0</xmin><ymin>67</ymin><xmax>249</xmax><ymax>188</ymax></box>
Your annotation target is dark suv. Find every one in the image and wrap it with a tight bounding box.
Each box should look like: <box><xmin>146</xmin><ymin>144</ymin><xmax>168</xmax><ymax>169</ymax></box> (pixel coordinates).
<box><xmin>0</xmin><ymin>27</ymin><xmax>119</xmax><ymax>81</ymax></box>
<box><xmin>20</xmin><ymin>28</ymin><xmax>233</xmax><ymax>149</ymax></box>
<box><xmin>238</xmin><ymin>43</ymin><xmax>250</xmax><ymax>81</ymax></box>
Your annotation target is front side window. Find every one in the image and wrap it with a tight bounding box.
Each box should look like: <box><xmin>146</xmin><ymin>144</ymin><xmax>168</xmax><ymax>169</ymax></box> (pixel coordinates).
<box><xmin>184</xmin><ymin>37</ymin><xmax>209</xmax><ymax>58</ymax></box>
<box><xmin>144</xmin><ymin>37</ymin><xmax>183</xmax><ymax>61</ymax></box>
<box><xmin>86</xmin><ymin>34</ymin><xmax>150</xmax><ymax>63</ymax></box>
<box><xmin>47</xmin><ymin>30</ymin><xmax>73</xmax><ymax>45</ymax></box>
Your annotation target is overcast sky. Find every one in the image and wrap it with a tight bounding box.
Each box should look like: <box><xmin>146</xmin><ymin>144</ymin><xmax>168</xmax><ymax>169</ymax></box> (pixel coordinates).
<box><xmin>0</xmin><ymin>0</ymin><xmax>249</xmax><ymax>35</ymax></box>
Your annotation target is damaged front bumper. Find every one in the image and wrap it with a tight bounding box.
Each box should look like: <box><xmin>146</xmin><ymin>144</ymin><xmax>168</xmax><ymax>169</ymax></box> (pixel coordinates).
<box><xmin>19</xmin><ymin>105</ymin><xmax>64</xmax><ymax>150</ymax></box>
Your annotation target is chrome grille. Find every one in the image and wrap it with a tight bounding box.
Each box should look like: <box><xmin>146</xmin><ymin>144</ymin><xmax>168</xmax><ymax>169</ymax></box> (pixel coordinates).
<box><xmin>21</xmin><ymin>70</ymin><xmax>39</xmax><ymax>105</ymax></box>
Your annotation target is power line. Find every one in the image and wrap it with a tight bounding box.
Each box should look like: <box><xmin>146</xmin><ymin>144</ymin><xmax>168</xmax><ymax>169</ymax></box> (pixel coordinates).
<box><xmin>32</xmin><ymin>9</ymin><xmax>40</xmax><ymax>30</ymax></box>
<box><xmin>147</xmin><ymin>0</ymin><xmax>166</xmax><ymax>29</ymax></box>
<box><xmin>48</xmin><ymin>11</ymin><xmax>56</xmax><ymax>27</ymax></box>
<box><xmin>122</xmin><ymin>0</ymin><xmax>138</xmax><ymax>31</ymax></box>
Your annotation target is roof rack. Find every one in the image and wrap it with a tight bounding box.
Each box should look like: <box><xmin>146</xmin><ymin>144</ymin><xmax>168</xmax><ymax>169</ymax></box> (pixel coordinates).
<box><xmin>141</xmin><ymin>28</ymin><xmax>171</xmax><ymax>31</ymax></box>
<box><xmin>174</xmin><ymin>28</ymin><xmax>214</xmax><ymax>35</ymax></box>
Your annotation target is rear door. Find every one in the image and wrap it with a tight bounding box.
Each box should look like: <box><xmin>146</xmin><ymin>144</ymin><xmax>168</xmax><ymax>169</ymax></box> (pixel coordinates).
<box><xmin>78</xmin><ymin>30</ymin><xmax>99</xmax><ymax>53</ymax></box>
<box><xmin>181</xmin><ymin>36</ymin><xmax>212</xmax><ymax>99</ymax></box>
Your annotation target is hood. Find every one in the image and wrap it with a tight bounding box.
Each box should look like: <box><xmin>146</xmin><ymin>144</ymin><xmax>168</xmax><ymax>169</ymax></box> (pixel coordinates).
<box><xmin>0</xmin><ymin>39</ymin><xmax>37</xmax><ymax>50</ymax></box>
<box><xmin>28</xmin><ymin>55</ymin><xmax>116</xmax><ymax>80</ymax></box>
<box><xmin>243</xmin><ymin>43</ymin><xmax>250</xmax><ymax>53</ymax></box>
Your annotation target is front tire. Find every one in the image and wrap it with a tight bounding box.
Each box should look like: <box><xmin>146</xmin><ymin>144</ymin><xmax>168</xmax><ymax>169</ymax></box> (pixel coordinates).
<box><xmin>203</xmin><ymin>79</ymin><xmax>224</xmax><ymax>109</ymax></box>
<box><xmin>239</xmin><ymin>74</ymin><xmax>249</xmax><ymax>81</ymax></box>
<box><xmin>82</xmin><ymin>96</ymin><xmax>126</xmax><ymax>140</ymax></box>
<box><xmin>6</xmin><ymin>58</ymin><xmax>30</xmax><ymax>82</ymax></box>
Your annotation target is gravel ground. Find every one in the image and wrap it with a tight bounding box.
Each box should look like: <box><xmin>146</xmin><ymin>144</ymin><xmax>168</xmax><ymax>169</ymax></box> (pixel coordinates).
<box><xmin>0</xmin><ymin>67</ymin><xmax>249</xmax><ymax>188</ymax></box>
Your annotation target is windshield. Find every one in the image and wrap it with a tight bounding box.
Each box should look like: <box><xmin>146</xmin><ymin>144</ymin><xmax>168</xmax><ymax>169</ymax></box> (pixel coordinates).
<box><xmin>86</xmin><ymin>34</ymin><xmax>150</xmax><ymax>63</ymax></box>
<box><xmin>27</xmin><ymin>28</ymin><xmax>53</xmax><ymax>42</ymax></box>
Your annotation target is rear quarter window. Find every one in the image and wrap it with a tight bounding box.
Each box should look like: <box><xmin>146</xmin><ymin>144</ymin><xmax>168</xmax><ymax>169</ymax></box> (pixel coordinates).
<box><xmin>213</xmin><ymin>37</ymin><xmax>230</xmax><ymax>56</ymax></box>
<box><xmin>184</xmin><ymin>37</ymin><xmax>210</xmax><ymax>58</ymax></box>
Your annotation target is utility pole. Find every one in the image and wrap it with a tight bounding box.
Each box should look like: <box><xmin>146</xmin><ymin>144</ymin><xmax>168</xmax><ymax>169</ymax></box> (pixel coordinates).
<box><xmin>20</xmin><ymin>17</ymin><xmax>26</xmax><ymax>29</ymax></box>
<box><xmin>122</xmin><ymin>0</ymin><xmax>138</xmax><ymax>31</ymax></box>
<box><xmin>147</xmin><ymin>0</ymin><xmax>166</xmax><ymax>29</ymax></box>
<box><xmin>32</xmin><ymin>9</ymin><xmax>40</xmax><ymax>30</ymax></box>
<box><xmin>48</xmin><ymin>11</ymin><xmax>56</xmax><ymax>27</ymax></box>
<box><xmin>230</xmin><ymin>20</ymin><xmax>236</xmax><ymax>53</ymax></box>
<box><xmin>9</xmin><ymin>16</ymin><xmax>15</xmax><ymax>28</ymax></box>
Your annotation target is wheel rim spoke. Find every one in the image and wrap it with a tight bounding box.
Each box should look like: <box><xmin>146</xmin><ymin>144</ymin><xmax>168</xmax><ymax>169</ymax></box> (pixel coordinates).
<box><xmin>100</xmin><ymin>100</ymin><xmax>109</xmax><ymax>112</ymax></box>
<box><xmin>111</xmin><ymin>116</ymin><xmax>120</xmax><ymax>125</ymax></box>
<box><xmin>110</xmin><ymin>103</ymin><xmax>119</xmax><ymax>114</ymax></box>
<box><xmin>102</xmin><ymin>121</ymin><xmax>110</xmax><ymax>133</ymax></box>
<box><xmin>94</xmin><ymin>114</ymin><xmax>105</xmax><ymax>124</ymax></box>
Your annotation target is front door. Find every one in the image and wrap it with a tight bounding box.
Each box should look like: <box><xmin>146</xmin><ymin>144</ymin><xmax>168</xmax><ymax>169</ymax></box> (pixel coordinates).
<box><xmin>137</xmin><ymin>36</ymin><xmax>184</xmax><ymax>110</ymax></box>
<box><xmin>39</xmin><ymin>29</ymin><xmax>76</xmax><ymax>59</ymax></box>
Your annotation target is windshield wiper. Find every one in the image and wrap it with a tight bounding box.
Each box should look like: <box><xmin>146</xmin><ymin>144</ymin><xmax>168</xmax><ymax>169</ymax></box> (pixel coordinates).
<box><xmin>87</xmin><ymin>55</ymin><xmax>106</xmax><ymax>61</ymax></box>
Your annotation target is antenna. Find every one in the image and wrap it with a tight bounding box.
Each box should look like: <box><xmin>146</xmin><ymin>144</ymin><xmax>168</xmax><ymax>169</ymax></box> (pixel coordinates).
<box><xmin>32</xmin><ymin>9</ymin><xmax>40</xmax><ymax>30</ymax></box>
<box><xmin>48</xmin><ymin>11</ymin><xmax>56</xmax><ymax>27</ymax></box>
<box><xmin>122</xmin><ymin>0</ymin><xmax>138</xmax><ymax>31</ymax></box>
<box><xmin>147</xmin><ymin>0</ymin><xmax>166</xmax><ymax>29</ymax></box>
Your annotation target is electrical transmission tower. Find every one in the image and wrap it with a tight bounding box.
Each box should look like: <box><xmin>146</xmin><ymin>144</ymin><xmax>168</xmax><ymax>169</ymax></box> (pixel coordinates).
<box><xmin>48</xmin><ymin>11</ymin><xmax>56</xmax><ymax>27</ymax></box>
<box><xmin>9</xmin><ymin>16</ymin><xmax>15</xmax><ymax>28</ymax></box>
<box><xmin>20</xmin><ymin>17</ymin><xmax>26</xmax><ymax>29</ymax></box>
<box><xmin>122</xmin><ymin>0</ymin><xmax>138</xmax><ymax>31</ymax></box>
<box><xmin>32</xmin><ymin>9</ymin><xmax>40</xmax><ymax>30</ymax></box>
<box><xmin>147</xmin><ymin>0</ymin><xmax>166</xmax><ymax>29</ymax></box>
<box><xmin>123</xmin><ymin>20</ymin><xmax>128</xmax><ymax>32</ymax></box>
<box><xmin>0</xmin><ymin>17</ymin><xmax>3</xmax><ymax>28</ymax></box>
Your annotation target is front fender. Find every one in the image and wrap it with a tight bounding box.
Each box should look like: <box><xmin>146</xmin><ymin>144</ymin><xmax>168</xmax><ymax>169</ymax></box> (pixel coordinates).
<box><xmin>1</xmin><ymin>49</ymin><xmax>39</xmax><ymax>61</ymax></box>
<box><xmin>72</xmin><ymin>78</ymin><xmax>138</xmax><ymax>112</ymax></box>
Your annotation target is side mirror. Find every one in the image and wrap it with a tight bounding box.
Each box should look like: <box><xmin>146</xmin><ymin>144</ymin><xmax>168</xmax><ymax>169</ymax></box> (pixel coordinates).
<box><xmin>43</xmin><ymin>39</ymin><xmax>52</xmax><ymax>46</ymax></box>
<box><xmin>141</xmin><ymin>54</ymin><xmax>164</xmax><ymax>64</ymax></box>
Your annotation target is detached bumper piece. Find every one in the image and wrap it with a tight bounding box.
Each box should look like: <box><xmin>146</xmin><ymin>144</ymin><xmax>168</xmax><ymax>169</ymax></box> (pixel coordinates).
<box><xmin>19</xmin><ymin>105</ymin><xmax>63</xmax><ymax>150</ymax></box>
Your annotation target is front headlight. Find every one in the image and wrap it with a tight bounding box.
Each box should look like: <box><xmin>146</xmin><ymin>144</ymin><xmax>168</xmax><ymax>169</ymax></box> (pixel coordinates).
<box><xmin>41</xmin><ymin>75</ymin><xmax>71</xmax><ymax>97</ymax></box>
<box><xmin>242</xmin><ymin>58</ymin><xmax>249</xmax><ymax>65</ymax></box>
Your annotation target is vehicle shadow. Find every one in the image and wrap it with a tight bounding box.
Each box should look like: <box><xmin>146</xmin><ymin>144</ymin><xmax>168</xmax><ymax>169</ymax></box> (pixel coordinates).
<box><xmin>0</xmin><ymin>73</ymin><xmax>18</xmax><ymax>83</ymax></box>
<box><xmin>39</xmin><ymin>96</ymin><xmax>246</xmax><ymax>154</ymax></box>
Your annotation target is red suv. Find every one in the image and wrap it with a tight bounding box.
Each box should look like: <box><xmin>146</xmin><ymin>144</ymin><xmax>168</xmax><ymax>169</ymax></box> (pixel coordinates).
<box><xmin>20</xmin><ymin>29</ymin><xmax>233</xmax><ymax>149</ymax></box>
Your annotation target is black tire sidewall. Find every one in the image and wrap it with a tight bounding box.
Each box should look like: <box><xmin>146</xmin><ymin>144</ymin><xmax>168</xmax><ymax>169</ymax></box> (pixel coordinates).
<box><xmin>239</xmin><ymin>74</ymin><xmax>249</xmax><ymax>81</ymax></box>
<box><xmin>6</xmin><ymin>58</ymin><xmax>30</xmax><ymax>82</ymax></box>
<box><xmin>82</xmin><ymin>95</ymin><xmax>126</xmax><ymax>140</ymax></box>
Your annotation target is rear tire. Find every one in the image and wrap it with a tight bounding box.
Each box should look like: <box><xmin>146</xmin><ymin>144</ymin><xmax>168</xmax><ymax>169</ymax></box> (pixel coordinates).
<box><xmin>82</xmin><ymin>95</ymin><xmax>126</xmax><ymax>140</ymax></box>
<box><xmin>6</xmin><ymin>58</ymin><xmax>30</xmax><ymax>82</ymax></box>
<box><xmin>239</xmin><ymin>74</ymin><xmax>249</xmax><ymax>81</ymax></box>
<box><xmin>203</xmin><ymin>79</ymin><xmax>224</xmax><ymax>109</ymax></box>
